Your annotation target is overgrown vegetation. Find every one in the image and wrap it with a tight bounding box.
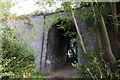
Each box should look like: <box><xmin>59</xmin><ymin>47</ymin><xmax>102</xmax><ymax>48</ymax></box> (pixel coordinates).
<box><xmin>1</xmin><ymin>26</ymin><xmax>35</xmax><ymax>78</ymax></box>
<box><xmin>1</xmin><ymin>27</ymin><xmax>50</xmax><ymax>78</ymax></box>
<box><xmin>56</xmin><ymin>17</ymin><xmax>77</xmax><ymax>38</ymax></box>
<box><xmin>74</xmin><ymin>51</ymin><xmax>120</xmax><ymax>79</ymax></box>
<box><xmin>58</xmin><ymin>1</ymin><xmax>120</xmax><ymax>79</ymax></box>
<box><xmin>73</xmin><ymin>2</ymin><xmax>120</xmax><ymax>79</ymax></box>
<box><xmin>1</xmin><ymin>0</ymin><xmax>120</xmax><ymax>79</ymax></box>
<box><xmin>0</xmin><ymin>1</ymin><xmax>49</xmax><ymax>78</ymax></box>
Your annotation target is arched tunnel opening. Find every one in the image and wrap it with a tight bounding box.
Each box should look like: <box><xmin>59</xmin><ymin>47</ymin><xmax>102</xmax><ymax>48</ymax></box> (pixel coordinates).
<box><xmin>47</xmin><ymin>18</ymin><xmax>78</xmax><ymax>71</ymax></box>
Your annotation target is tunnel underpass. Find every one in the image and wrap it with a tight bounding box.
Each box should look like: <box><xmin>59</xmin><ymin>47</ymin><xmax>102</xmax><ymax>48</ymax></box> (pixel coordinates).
<box><xmin>46</xmin><ymin>19</ymin><xmax>78</xmax><ymax>71</ymax></box>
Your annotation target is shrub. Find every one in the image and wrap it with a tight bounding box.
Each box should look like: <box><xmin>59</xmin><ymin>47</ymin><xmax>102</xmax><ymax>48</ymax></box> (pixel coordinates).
<box><xmin>1</xmin><ymin>26</ymin><xmax>35</xmax><ymax>78</ymax></box>
<box><xmin>76</xmin><ymin>50</ymin><xmax>120</xmax><ymax>79</ymax></box>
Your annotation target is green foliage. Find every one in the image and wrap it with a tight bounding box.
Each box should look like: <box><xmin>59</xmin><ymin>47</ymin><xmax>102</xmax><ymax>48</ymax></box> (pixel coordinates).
<box><xmin>0</xmin><ymin>0</ymin><xmax>13</xmax><ymax>23</ymax></box>
<box><xmin>80</xmin><ymin>9</ymin><xmax>94</xmax><ymax>21</ymax></box>
<box><xmin>61</xmin><ymin>2</ymin><xmax>71</xmax><ymax>11</ymax></box>
<box><xmin>57</xmin><ymin>17</ymin><xmax>72</xmax><ymax>31</ymax></box>
<box><xmin>99</xmin><ymin>3</ymin><xmax>111</xmax><ymax>19</ymax></box>
<box><xmin>79</xmin><ymin>2</ymin><xmax>112</xmax><ymax>34</ymax></box>
<box><xmin>31</xmin><ymin>71</ymin><xmax>49</xmax><ymax>78</ymax></box>
<box><xmin>56</xmin><ymin>17</ymin><xmax>77</xmax><ymax>38</ymax></box>
<box><xmin>75</xmin><ymin>51</ymin><xmax>120</xmax><ymax>79</ymax></box>
<box><xmin>1</xmin><ymin>26</ymin><xmax>35</xmax><ymax>78</ymax></box>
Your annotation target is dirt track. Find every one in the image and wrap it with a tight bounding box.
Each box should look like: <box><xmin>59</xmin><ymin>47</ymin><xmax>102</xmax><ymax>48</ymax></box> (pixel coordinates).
<box><xmin>45</xmin><ymin>63</ymin><xmax>78</xmax><ymax>78</ymax></box>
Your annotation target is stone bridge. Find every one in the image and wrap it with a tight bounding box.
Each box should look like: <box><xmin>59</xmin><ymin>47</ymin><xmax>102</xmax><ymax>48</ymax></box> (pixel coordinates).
<box><xmin>8</xmin><ymin>9</ymin><xmax>102</xmax><ymax>73</ymax></box>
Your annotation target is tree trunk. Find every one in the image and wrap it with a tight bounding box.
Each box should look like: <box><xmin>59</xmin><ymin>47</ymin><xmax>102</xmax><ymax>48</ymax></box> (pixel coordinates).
<box><xmin>92</xmin><ymin>3</ymin><xmax>103</xmax><ymax>50</ymax></box>
<box><xmin>111</xmin><ymin>2</ymin><xmax>119</xmax><ymax>49</ymax></box>
<box><xmin>71</xmin><ymin>8</ymin><xmax>87</xmax><ymax>53</ymax></box>
<box><xmin>94</xmin><ymin>2</ymin><xmax>116</xmax><ymax>63</ymax></box>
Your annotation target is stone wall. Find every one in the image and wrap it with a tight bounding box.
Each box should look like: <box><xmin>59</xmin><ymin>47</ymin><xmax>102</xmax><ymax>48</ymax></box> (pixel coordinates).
<box><xmin>8</xmin><ymin>9</ymin><xmax>97</xmax><ymax>73</ymax></box>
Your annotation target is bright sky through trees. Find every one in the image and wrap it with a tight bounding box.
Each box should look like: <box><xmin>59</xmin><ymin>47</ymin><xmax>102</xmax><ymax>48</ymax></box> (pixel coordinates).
<box><xmin>10</xmin><ymin>0</ymin><xmax>62</xmax><ymax>16</ymax></box>
<box><xmin>6</xmin><ymin>0</ymin><xmax>120</xmax><ymax>16</ymax></box>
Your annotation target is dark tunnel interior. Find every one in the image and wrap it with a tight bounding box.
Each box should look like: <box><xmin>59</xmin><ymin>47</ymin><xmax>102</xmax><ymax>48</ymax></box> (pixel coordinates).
<box><xmin>47</xmin><ymin>20</ymin><xmax>78</xmax><ymax>70</ymax></box>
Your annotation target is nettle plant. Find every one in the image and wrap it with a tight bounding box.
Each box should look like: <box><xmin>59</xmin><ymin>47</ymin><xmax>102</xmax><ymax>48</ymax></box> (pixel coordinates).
<box><xmin>1</xmin><ymin>26</ymin><xmax>35</xmax><ymax>78</ymax></box>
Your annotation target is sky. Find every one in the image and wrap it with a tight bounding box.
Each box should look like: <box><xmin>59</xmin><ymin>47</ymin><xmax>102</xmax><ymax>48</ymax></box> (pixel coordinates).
<box><xmin>9</xmin><ymin>0</ymin><xmax>120</xmax><ymax>16</ymax></box>
<box><xmin>10</xmin><ymin>0</ymin><xmax>63</xmax><ymax>16</ymax></box>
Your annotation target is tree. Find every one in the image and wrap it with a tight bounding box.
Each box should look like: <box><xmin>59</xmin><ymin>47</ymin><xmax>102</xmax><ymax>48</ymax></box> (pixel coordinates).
<box><xmin>93</xmin><ymin>2</ymin><xmax>116</xmax><ymax>63</ymax></box>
